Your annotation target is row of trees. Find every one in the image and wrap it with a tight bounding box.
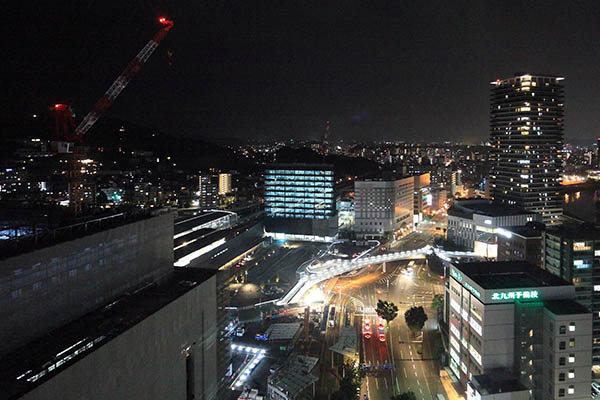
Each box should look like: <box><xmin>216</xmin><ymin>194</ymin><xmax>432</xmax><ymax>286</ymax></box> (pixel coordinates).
<box><xmin>375</xmin><ymin>299</ymin><xmax>428</xmax><ymax>334</ymax></box>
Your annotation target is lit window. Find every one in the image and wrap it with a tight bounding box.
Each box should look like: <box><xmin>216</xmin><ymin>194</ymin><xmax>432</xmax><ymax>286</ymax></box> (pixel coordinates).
<box><xmin>567</xmin><ymin>386</ymin><xmax>574</xmax><ymax>395</ymax></box>
<box><xmin>568</xmin><ymin>370</ymin><xmax>575</xmax><ymax>379</ymax></box>
<box><xmin>569</xmin><ymin>323</ymin><xmax>575</xmax><ymax>332</ymax></box>
<box><xmin>568</xmin><ymin>354</ymin><xmax>575</xmax><ymax>363</ymax></box>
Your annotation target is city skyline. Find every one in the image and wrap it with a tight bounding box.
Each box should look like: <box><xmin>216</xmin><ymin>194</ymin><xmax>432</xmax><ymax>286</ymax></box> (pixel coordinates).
<box><xmin>4</xmin><ymin>1</ymin><xmax>600</xmax><ymax>143</ymax></box>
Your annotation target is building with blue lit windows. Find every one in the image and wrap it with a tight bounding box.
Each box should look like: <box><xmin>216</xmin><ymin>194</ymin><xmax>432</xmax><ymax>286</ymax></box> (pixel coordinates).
<box><xmin>264</xmin><ymin>164</ymin><xmax>337</xmax><ymax>242</ymax></box>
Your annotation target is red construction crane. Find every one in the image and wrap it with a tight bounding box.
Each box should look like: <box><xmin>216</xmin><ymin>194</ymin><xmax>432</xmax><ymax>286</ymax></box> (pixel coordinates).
<box><xmin>67</xmin><ymin>16</ymin><xmax>174</xmax><ymax>145</ymax></box>
<box><xmin>54</xmin><ymin>17</ymin><xmax>174</xmax><ymax>213</ymax></box>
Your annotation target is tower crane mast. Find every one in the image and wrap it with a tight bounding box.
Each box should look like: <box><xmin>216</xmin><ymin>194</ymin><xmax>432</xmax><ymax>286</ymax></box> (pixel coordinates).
<box><xmin>321</xmin><ymin>120</ymin><xmax>330</xmax><ymax>156</ymax></box>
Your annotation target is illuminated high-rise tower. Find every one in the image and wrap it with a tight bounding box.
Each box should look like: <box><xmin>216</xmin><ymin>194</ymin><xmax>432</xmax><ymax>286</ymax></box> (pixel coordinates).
<box><xmin>489</xmin><ymin>73</ymin><xmax>564</xmax><ymax>224</ymax></box>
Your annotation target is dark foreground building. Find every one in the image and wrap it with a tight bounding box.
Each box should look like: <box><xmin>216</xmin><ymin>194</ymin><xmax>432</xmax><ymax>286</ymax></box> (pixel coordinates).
<box><xmin>0</xmin><ymin>212</ymin><xmax>224</xmax><ymax>399</ymax></box>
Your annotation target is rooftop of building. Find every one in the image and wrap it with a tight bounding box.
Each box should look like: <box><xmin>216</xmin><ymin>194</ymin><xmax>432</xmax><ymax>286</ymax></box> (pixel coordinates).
<box><xmin>545</xmin><ymin>223</ymin><xmax>600</xmax><ymax>240</ymax></box>
<box><xmin>0</xmin><ymin>209</ymin><xmax>162</xmax><ymax>261</ymax></box>
<box><xmin>490</xmin><ymin>73</ymin><xmax>565</xmax><ymax>85</ymax></box>
<box><xmin>265</xmin><ymin>163</ymin><xmax>334</xmax><ymax>171</ymax></box>
<box><xmin>471</xmin><ymin>373</ymin><xmax>528</xmax><ymax>395</ymax></box>
<box><xmin>0</xmin><ymin>268</ymin><xmax>216</xmax><ymax>400</ymax></box>
<box><xmin>268</xmin><ymin>355</ymin><xmax>318</xmax><ymax>397</ymax></box>
<box><xmin>544</xmin><ymin>299</ymin><xmax>590</xmax><ymax>315</ymax></box>
<box><xmin>174</xmin><ymin>210</ymin><xmax>233</xmax><ymax>235</ymax></box>
<box><xmin>448</xmin><ymin>199</ymin><xmax>535</xmax><ymax>219</ymax></box>
<box><xmin>455</xmin><ymin>261</ymin><xmax>570</xmax><ymax>290</ymax></box>
<box><xmin>354</xmin><ymin>171</ymin><xmax>412</xmax><ymax>182</ymax></box>
<box><xmin>501</xmin><ymin>222</ymin><xmax>545</xmax><ymax>238</ymax></box>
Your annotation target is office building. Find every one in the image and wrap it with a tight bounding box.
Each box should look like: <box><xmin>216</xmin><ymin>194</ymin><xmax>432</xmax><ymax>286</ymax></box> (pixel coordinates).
<box><xmin>496</xmin><ymin>222</ymin><xmax>545</xmax><ymax>267</ymax></box>
<box><xmin>264</xmin><ymin>164</ymin><xmax>337</xmax><ymax>242</ymax></box>
<box><xmin>199</xmin><ymin>174</ymin><xmax>219</xmax><ymax>209</ymax></box>
<box><xmin>413</xmin><ymin>173</ymin><xmax>431</xmax><ymax>224</ymax></box>
<box><xmin>543</xmin><ymin>224</ymin><xmax>600</xmax><ymax>365</ymax></box>
<box><xmin>446</xmin><ymin>261</ymin><xmax>591</xmax><ymax>400</ymax></box>
<box><xmin>218</xmin><ymin>173</ymin><xmax>232</xmax><ymax>195</ymax></box>
<box><xmin>451</xmin><ymin>170</ymin><xmax>463</xmax><ymax>197</ymax></box>
<box><xmin>447</xmin><ymin>199</ymin><xmax>541</xmax><ymax>257</ymax></box>
<box><xmin>354</xmin><ymin>176</ymin><xmax>414</xmax><ymax>240</ymax></box>
<box><xmin>489</xmin><ymin>74</ymin><xmax>564</xmax><ymax>224</ymax></box>
<box><xmin>430</xmin><ymin>187</ymin><xmax>447</xmax><ymax>212</ymax></box>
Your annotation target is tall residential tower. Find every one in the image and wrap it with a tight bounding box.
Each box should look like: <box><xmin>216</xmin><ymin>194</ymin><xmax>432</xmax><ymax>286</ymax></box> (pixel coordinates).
<box><xmin>489</xmin><ymin>74</ymin><xmax>564</xmax><ymax>224</ymax></box>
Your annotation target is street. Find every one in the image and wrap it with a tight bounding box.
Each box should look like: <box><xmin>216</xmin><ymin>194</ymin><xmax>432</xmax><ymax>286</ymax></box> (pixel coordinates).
<box><xmin>323</xmin><ymin>250</ymin><xmax>445</xmax><ymax>400</ymax></box>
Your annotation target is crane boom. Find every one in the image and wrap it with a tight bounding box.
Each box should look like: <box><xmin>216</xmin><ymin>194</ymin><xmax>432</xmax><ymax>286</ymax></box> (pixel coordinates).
<box><xmin>72</xmin><ymin>17</ymin><xmax>174</xmax><ymax>140</ymax></box>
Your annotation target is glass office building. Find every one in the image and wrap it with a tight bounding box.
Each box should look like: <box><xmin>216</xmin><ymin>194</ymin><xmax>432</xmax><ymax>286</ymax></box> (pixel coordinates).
<box><xmin>264</xmin><ymin>164</ymin><xmax>337</xmax><ymax>242</ymax></box>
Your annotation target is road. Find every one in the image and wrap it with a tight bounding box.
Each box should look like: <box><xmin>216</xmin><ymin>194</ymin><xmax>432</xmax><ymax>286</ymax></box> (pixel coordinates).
<box><xmin>340</xmin><ymin>258</ymin><xmax>445</xmax><ymax>400</ymax></box>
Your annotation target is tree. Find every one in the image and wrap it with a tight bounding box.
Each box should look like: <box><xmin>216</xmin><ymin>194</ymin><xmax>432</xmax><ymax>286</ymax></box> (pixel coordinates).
<box><xmin>332</xmin><ymin>362</ymin><xmax>363</xmax><ymax>399</ymax></box>
<box><xmin>391</xmin><ymin>390</ymin><xmax>417</xmax><ymax>400</ymax></box>
<box><xmin>376</xmin><ymin>299</ymin><xmax>399</xmax><ymax>324</ymax></box>
<box><xmin>404</xmin><ymin>306</ymin><xmax>428</xmax><ymax>333</ymax></box>
<box><xmin>431</xmin><ymin>294</ymin><xmax>444</xmax><ymax>311</ymax></box>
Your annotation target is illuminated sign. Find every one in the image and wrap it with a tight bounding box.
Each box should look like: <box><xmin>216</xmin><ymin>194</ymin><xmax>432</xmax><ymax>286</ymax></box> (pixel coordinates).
<box><xmin>464</xmin><ymin>281</ymin><xmax>481</xmax><ymax>298</ymax></box>
<box><xmin>450</xmin><ymin>268</ymin><xmax>463</xmax><ymax>282</ymax></box>
<box><xmin>491</xmin><ymin>290</ymin><xmax>539</xmax><ymax>301</ymax></box>
<box><xmin>451</xmin><ymin>268</ymin><xmax>481</xmax><ymax>298</ymax></box>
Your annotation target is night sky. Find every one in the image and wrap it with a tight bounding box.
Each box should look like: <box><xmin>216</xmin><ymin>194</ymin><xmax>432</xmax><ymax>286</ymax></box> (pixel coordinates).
<box><xmin>5</xmin><ymin>1</ymin><xmax>600</xmax><ymax>144</ymax></box>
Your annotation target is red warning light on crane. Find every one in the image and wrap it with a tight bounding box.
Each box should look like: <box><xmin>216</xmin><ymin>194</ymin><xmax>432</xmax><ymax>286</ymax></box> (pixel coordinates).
<box><xmin>158</xmin><ymin>17</ymin><xmax>173</xmax><ymax>25</ymax></box>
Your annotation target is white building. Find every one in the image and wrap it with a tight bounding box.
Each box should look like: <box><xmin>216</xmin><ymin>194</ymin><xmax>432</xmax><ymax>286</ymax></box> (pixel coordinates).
<box><xmin>446</xmin><ymin>261</ymin><xmax>591</xmax><ymax>400</ymax></box>
<box><xmin>353</xmin><ymin>176</ymin><xmax>413</xmax><ymax>239</ymax></box>
<box><xmin>447</xmin><ymin>199</ymin><xmax>541</xmax><ymax>258</ymax></box>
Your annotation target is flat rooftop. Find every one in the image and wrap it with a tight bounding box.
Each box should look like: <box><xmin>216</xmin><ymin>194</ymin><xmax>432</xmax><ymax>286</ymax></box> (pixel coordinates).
<box><xmin>545</xmin><ymin>224</ymin><xmax>600</xmax><ymax>240</ymax></box>
<box><xmin>471</xmin><ymin>373</ymin><xmax>528</xmax><ymax>395</ymax></box>
<box><xmin>455</xmin><ymin>261</ymin><xmax>570</xmax><ymax>290</ymax></box>
<box><xmin>448</xmin><ymin>199</ymin><xmax>534</xmax><ymax>219</ymax></box>
<box><xmin>545</xmin><ymin>299</ymin><xmax>590</xmax><ymax>315</ymax></box>
<box><xmin>502</xmin><ymin>224</ymin><xmax>544</xmax><ymax>238</ymax></box>
<box><xmin>0</xmin><ymin>268</ymin><xmax>216</xmax><ymax>399</ymax></box>
<box><xmin>174</xmin><ymin>210</ymin><xmax>231</xmax><ymax>234</ymax></box>
<box><xmin>0</xmin><ymin>211</ymin><xmax>157</xmax><ymax>261</ymax></box>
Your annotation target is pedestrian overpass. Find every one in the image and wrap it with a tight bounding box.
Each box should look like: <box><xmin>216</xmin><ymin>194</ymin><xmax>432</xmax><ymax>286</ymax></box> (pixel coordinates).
<box><xmin>275</xmin><ymin>245</ymin><xmax>476</xmax><ymax>305</ymax></box>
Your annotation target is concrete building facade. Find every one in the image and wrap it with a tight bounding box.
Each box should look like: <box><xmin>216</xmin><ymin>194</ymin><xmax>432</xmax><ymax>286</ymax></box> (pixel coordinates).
<box><xmin>543</xmin><ymin>224</ymin><xmax>600</xmax><ymax>365</ymax></box>
<box><xmin>496</xmin><ymin>223</ymin><xmax>544</xmax><ymax>267</ymax></box>
<box><xmin>0</xmin><ymin>213</ymin><xmax>173</xmax><ymax>357</ymax></box>
<box><xmin>1</xmin><ymin>269</ymin><xmax>219</xmax><ymax>400</ymax></box>
<box><xmin>353</xmin><ymin>176</ymin><xmax>414</xmax><ymax>239</ymax></box>
<box><xmin>447</xmin><ymin>199</ymin><xmax>541</xmax><ymax>257</ymax></box>
<box><xmin>446</xmin><ymin>261</ymin><xmax>591</xmax><ymax>400</ymax></box>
